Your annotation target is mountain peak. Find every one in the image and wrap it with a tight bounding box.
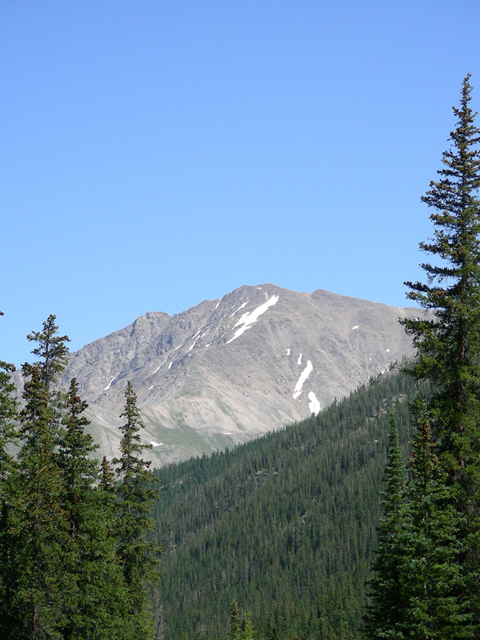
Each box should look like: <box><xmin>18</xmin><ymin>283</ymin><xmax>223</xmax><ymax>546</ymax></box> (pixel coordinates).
<box><xmin>59</xmin><ymin>284</ymin><xmax>419</xmax><ymax>466</ymax></box>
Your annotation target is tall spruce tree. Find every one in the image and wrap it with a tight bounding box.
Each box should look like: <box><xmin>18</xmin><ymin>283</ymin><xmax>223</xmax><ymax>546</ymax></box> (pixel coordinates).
<box><xmin>364</xmin><ymin>411</ymin><xmax>409</xmax><ymax>639</ymax></box>
<box><xmin>0</xmin><ymin>317</ymin><xmax>73</xmax><ymax>637</ymax></box>
<box><xmin>3</xmin><ymin>365</ymin><xmax>74</xmax><ymax>639</ymax></box>
<box><xmin>402</xmin><ymin>402</ymin><xmax>471</xmax><ymax>639</ymax></box>
<box><xmin>58</xmin><ymin>378</ymin><xmax>130</xmax><ymax>640</ymax></box>
<box><xmin>238</xmin><ymin>611</ymin><xmax>254</xmax><ymax>640</ymax></box>
<box><xmin>0</xmin><ymin>361</ymin><xmax>18</xmax><ymax>632</ymax></box>
<box><xmin>402</xmin><ymin>74</ymin><xmax>480</xmax><ymax>631</ymax></box>
<box><xmin>26</xmin><ymin>314</ymin><xmax>70</xmax><ymax>392</ymax></box>
<box><xmin>114</xmin><ymin>381</ymin><xmax>161</xmax><ymax>639</ymax></box>
<box><xmin>0</xmin><ymin>361</ymin><xmax>17</xmax><ymax>487</ymax></box>
<box><xmin>229</xmin><ymin>601</ymin><xmax>240</xmax><ymax>640</ymax></box>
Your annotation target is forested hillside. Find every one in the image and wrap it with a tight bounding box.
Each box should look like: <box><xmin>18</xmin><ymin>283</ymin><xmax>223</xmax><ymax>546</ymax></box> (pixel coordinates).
<box><xmin>152</xmin><ymin>366</ymin><xmax>424</xmax><ymax>640</ymax></box>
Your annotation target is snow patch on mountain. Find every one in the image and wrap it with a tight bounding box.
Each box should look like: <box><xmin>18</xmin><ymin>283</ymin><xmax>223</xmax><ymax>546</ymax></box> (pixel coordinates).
<box><xmin>308</xmin><ymin>391</ymin><xmax>321</xmax><ymax>415</ymax></box>
<box><xmin>188</xmin><ymin>334</ymin><xmax>202</xmax><ymax>352</ymax></box>
<box><xmin>229</xmin><ymin>301</ymin><xmax>248</xmax><ymax>318</ymax></box>
<box><xmin>104</xmin><ymin>377</ymin><xmax>116</xmax><ymax>391</ymax></box>
<box><xmin>226</xmin><ymin>295</ymin><xmax>279</xmax><ymax>344</ymax></box>
<box><xmin>293</xmin><ymin>361</ymin><xmax>313</xmax><ymax>399</ymax></box>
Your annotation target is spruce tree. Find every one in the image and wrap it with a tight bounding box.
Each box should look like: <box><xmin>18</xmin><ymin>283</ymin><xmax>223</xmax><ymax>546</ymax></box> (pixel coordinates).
<box><xmin>402</xmin><ymin>402</ymin><xmax>471</xmax><ymax>639</ymax></box>
<box><xmin>58</xmin><ymin>378</ymin><xmax>130</xmax><ymax>640</ymax></box>
<box><xmin>58</xmin><ymin>378</ymin><xmax>99</xmax><ymax>527</ymax></box>
<box><xmin>364</xmin><ymin>412</ymin><xmax>409</xmax><ymax>639</ymax></box>
<box><xmin>238</xmin><ymin>611</ymin><xmax>254</xmax><ymax>640</ymax></box>
<box><xmin>114</xmin><ymin>381</ymin><xmax>161</xmax><ymax>639</ymax></box>
<box><xmin>266</xmin><ymin>620</ymin><xmax>280</xmax><ymax>640</ymax></box>
<box><xmin>402</xmin><ymin>74</ymin><xmax>480</xmax><ymax>630</ymax></box>
<box><xmin>0</xmin><ymin>317</ymin><xmax>72</xmax><ymax>637</ymax></box>
<box><xmin>99</xmin><ymin>454</ymin><xmax>117</xmax><ymax>492</ymax></box>
<box><xmin>0</xmin><ymin>361</ymin><xmax>17</xmax><ymax>487</ymax></box>
<box><xmin>26</xmin><ymin>314</ymin><xmax>70</xmax><ymax>392</ymax></box>
<box><xmin>0</xmin><ymin>361</ymin><xmax>18</xmax><ymax>632</ymax></box>
<box><xmin>4</xmin><ymin>365</ymin><xmax>73</xmax><ymax>639</ymax></box>
<box><xmin>230</xmin><ymin>601</ymin><xmax>240</xmax><ymax>640</ymax></box>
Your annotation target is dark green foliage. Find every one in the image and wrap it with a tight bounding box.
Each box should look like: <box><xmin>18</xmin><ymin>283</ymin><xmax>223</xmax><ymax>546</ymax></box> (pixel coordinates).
<box><xmin>238</xmin><ymin>611</ymin><xmax>255</xmax><ymax>640</ymax></box>
<box><xmin>151</xmin><ymin>367</ymin><xmax>420</xmax><ymax>639</ymax></box>
<box><xmin>266</xmin><ymin>620</ymin><xmax>280</xmax><ymax>640</ymax></box>
<box><xmin>100</xmin><ymin>454</ymin><xmax>117</xmax><ymax>492</ymax></box>
<box><xmin>0</xmin><ymin>361</ymin><xmax>18</xmax><ymax>484</ymax></box>
<box><xmin>58</xmin><ymin>377</ymin><xmax>99</xmax><ymax>507</ymax></box>
<box><xmin>4</xmin><ymin>365</ymin><xmax>74</xmax><ymax>639</ymax></box>
<box><xmin>25</xmin><ymin>314</ymin><xmax>71</xmax><ymax>430</ymax></box>
<box><xmin>401</xmin><ymin>75</ymin><xmax>480</xmax><ymax>633</ymax></box>
<box><xmin>0</xmin><ymin>317</ymin><xmax>158</xmax><ymax>639</ymax></box>
<box><xmin>114</xmin><ymin>381</ymin><xmax>162</xmax><ymax>639</ymax></box>
<box><xmin>364</xmin><ymin>412</ymin><xmax>409</xmax><ymax>639</ymax></box>
<box><xmin>58</xmin><ymin>377</ymin><xmax>130</xmax><ymax>640</ymax></box>
<box><xmin>230</xmin><ymin>601</ymin><xmax>240</xmax><ymax>640</ymax></box>
<box><xmin>0</xmin><ymin>318</ymin><xmax>75</xmax><ymax>637</ymax></box>
<box><xmin>26</xmin><ymin>314</ymin><xmax>70</xmax><ymax>391</ymax></box>
<box><xmin>228</xmin><ymin>602</ymin><xmax>256</xmax><ymax>640</ymax></box>
<box><xmin>402</xmin><ymin>403</ymin><xmax>471</xmax><ymax>639</ymax></box>
<box><xmin>0</xmin><ymin>361</ymin><xmax>19</xmax><ymax>630</ymax></box>
<box><xmin>402</xmin><ymin>74</ymin><xmax>480</xmax><ymax>505</ymax></box>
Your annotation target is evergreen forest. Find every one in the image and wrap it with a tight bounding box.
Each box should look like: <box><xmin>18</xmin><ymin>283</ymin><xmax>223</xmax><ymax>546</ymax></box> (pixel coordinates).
<box><xmin>0</xmin><ymin>317</ymin><xmax>161</xmax><ymax>639</ymax></box>
<box><xmin>152</xmin><ymin>367</ymin><xmax>421</xmax><ymax>640</ymax></box>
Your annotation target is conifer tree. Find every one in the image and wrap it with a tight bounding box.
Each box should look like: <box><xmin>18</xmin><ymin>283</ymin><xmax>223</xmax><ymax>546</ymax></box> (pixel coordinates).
<box><xmin>99</xmin><ymin>454</ymin><xmax>116</xmax><ymax>492</ymax></box>
<box><xmin>238</xmin><ymin>611</ymin><xmax>254</xmax><ymax>640</ymax></box>
<box><xmin>266</xmin><ymin>620</ymin><xmax>280</xmax><ymax>640</ymax></box>
<box><xmin>402</xmin><ymin>74</ymin><xmax>480</xmax><ymax>630</ymax></box>
<box><xmin>364</xmin><ymin>412</ymin><xmax>409</xmax><ymax>639</ymax></box>
<box><xmin>3</xmin><ymin>365</ymin><xmax>73</xmax><ymax>639</ymax></box>
<box><xmin>0</xmin><ymin>361</ymin><xmax>18</xmax><ymax>631</ymax></box>
<box><xmin>0</xmin><ymin>317</ymin><xmax>72</xmax><ymax>637</ymax></box>
<box><xmin>58</xmin><ymin>378</ymin><xmax>99</xmax><ymax>520</ymax></box>
<box><xmin>0</xmin><ymin>361</ymin><xmax>17</xmax><ymax>486</ymax></box>
<box><xmin>230</xmin><ymin>601</ymin><xmax>240</xmax><ymax>640</ymax></box>
<box><xmin>58</xmin><ymin>378</ymin><xmax>130</xmax><ymax>640</ymax></box>
<box><xmin>26</xmin><ymin>314</ymin><xmax>70</xmax><ymax>392</ymax></box>
<box><xmin>114</xmin><ymin>381</ymin><xmax>161</xmax><ymax>639</ymax></box>
<box><xmin>402</xmin><ymin>402</ymin><xmax>471</xmax><ymax>639</ymax></box>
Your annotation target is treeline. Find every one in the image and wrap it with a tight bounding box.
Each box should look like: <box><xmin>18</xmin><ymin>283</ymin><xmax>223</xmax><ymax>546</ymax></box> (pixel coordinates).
<box><xmin>152</xmin><ymin>366</ymin><xmax>422</xmax><ymax>640</ymax></box>
<box><xmin>0</xmin><ymin>316</ymin><xmax>161</xmax><ymax>640</ymax></box>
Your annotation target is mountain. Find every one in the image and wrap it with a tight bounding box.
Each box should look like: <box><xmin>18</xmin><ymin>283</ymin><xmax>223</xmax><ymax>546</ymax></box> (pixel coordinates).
<box><xmin>152</xmin><ymin>366</ymin><xmax>419</xmax><ymax>640</ymax></box>
<box><xmin>58</xmin><ymin>284</ymin><xmax>419</xmax><ymax>464</ymax></box>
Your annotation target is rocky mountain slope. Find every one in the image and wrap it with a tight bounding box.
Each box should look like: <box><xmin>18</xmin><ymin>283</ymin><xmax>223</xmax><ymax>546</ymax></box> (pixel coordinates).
<box><xmin>58</xmin><ymin>284</ymin><xmax>420</xmax><ymax>466</ymax></box>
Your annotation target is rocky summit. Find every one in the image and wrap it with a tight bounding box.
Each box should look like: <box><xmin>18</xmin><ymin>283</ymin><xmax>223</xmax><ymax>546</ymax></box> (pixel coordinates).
<box><xmin>59</xmin><ymin>284</ymin><xmax>420</xmax><ymax>466</ymax></box>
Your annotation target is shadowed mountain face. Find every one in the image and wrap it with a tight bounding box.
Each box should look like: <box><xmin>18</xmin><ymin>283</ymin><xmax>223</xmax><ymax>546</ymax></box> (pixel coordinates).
<box><xmin>59</xmin><ymin>284</ymin><xmax>419</xmax><ymax>466</ymax></box>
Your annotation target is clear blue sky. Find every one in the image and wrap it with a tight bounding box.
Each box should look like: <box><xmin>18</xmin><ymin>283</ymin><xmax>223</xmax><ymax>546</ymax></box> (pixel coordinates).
<box><xmin>2</xmin><ymin>0</ymin><xmax>479</xmax><ymax>367</ymax></box>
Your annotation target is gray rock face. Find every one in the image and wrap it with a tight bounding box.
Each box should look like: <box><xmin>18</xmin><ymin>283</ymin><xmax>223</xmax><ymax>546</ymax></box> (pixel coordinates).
<box><xmin>59</xmin><ymin>284</ymin><xmax>420</xmax><ymax>466</ymax></box>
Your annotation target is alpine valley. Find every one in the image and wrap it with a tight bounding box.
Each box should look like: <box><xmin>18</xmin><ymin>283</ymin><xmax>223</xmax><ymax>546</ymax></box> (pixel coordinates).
<box><xmin>43</xmin><ymin>284</ymin><xmax>420</xmax><ymax>465</ymax></box>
